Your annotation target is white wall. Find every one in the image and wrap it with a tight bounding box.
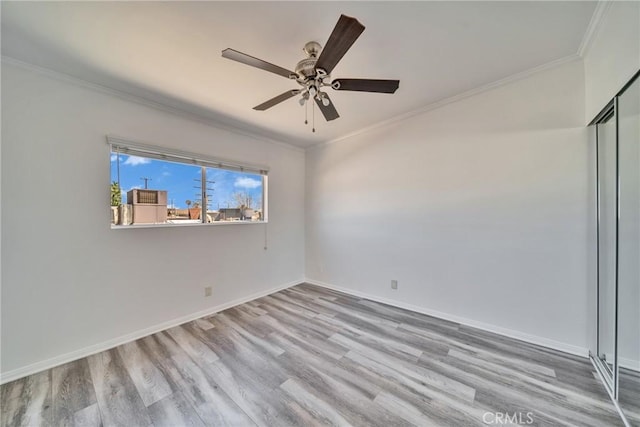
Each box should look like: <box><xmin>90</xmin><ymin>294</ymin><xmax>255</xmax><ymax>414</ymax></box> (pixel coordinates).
<box><xmin>306</xmin><ymin>60</ymin><xmax>592</xmax><ymax>353</ymax></box>
<box><xmin>0</xmin><ymin>61</ymin><xmax>305</xmax><ymax>378</ymax></box>
<box><xmin>584</xmin><ymin>1</ymin><xmax>640</xmax><ymax>123</ymax></box>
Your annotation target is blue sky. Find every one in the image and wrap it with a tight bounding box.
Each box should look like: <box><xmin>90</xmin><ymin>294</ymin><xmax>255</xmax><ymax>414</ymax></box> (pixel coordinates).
<box><xmin>110</xmin><ymin>154</ymin><xmax>263</xmax><ymax>210</ymax></box>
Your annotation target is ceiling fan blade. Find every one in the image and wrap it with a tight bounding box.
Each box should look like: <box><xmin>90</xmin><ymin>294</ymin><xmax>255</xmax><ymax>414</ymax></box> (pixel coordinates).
<box><xmin>222</xmin><ymin>48</ymin><xmax>296</xmax><ymax>79</ymax></box>
<box><xmin>332</xmin><ymin>78</ymin><xmax>400</xmax><ymax>94</ymax></box>
<box><xmin>315</xmin><ymin>95</ymin><xmax>340</xmax><ymax>121</ymax></box>
<box><xmin>315</xmin><ymin>15</ymin><xmax>365</xmax><ymax>75</ymax></box>
<box><xmin>253</xmin><ymin>90</ymin><xmax>300</xmax><ymax>111</ymax></box>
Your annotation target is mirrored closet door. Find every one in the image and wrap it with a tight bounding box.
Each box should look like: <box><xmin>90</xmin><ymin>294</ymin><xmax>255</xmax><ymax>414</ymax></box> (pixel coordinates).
<box><xmin>591</xmin><ymin>72</ymin><xmax>639</xmax><ymax>427</ymax></box>
<box><xmin>596</xmin><ymin>106</ymin><xmax>617</xmax><ymax>382</ymax></box>
<box><xmin>617</xmin><ymin>73</ymin><xmax>639</xmax><ymax>427</ymax></box>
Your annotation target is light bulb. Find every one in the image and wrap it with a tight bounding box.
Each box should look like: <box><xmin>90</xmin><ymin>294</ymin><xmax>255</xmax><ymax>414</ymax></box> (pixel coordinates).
<box><xmin>309</xmin><ymin>86</ymin><xmax>317</xmax><ymax>97</ymax></box>
<box><xmin>299</xmin><ymin>97</ymin><xmax>306</xmax><ymax>106</ymax></box>
<box><xmin>322</xmin><ymin>96</ymin><xmax>330</xmax><ymax>107</ymax></box>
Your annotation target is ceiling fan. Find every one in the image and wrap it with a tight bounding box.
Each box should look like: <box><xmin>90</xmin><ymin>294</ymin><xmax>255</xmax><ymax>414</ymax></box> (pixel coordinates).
<box><xmin>222</xmin><ymin>14</ymin><xmax>400</xmax><ymax>131</ymax></box>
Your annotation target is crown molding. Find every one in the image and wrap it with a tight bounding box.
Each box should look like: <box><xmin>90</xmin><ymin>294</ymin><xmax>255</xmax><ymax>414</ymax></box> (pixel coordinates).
<box><xmin>312</xmin><ymin>53</ymin><xmax>581</xmax><ymax>150</ymax></box>
<box><xmin>0</xmin><ymin>55</ymin><xmax>305</xmax><ymax>153</ymax></box>
<box><xmin>2</xmin><ymin>49</ymin><xmax>585</xmax><ymax>154</ymax></box>
<box><xmin>577</xmin><ymin>1</ymin><xmax>613</xmax><ymax>58</ymax></box>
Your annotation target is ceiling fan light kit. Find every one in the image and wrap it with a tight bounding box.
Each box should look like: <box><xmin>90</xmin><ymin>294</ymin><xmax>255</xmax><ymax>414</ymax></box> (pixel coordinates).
<box><xmin>221</xmin><ymin>14</ymin><xmax>400</xmax><ymax>132</ymax></box>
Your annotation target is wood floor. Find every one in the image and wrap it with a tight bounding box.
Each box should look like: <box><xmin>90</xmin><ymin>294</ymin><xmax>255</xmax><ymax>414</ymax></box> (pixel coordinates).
<box><xmin>1</xmin><ymin>283</ymin><xmax>625</xmax><ymax>427</ymax></box>
<box><xmin>619</xmin><ymin>367</ymin><xmax>640</xmax><ymax>426</ymax></box>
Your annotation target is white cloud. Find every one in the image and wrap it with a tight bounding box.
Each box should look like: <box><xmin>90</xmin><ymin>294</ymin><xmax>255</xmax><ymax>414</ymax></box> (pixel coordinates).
<box><xmin>110</xmin><ymin>154</ymin><xmax>118</xmax><ymax>162</ymax></box>
<box><xmin>123</xmin><ymin>155</ymin><xmax>150</xmax><ymax>166</ymax></box>
<box><xmin>234</xmin><ymin>177</ymin><xmax>261</xmax><ymax>189</ymax></box>
<box><xmin>121</xmin><ymin>186</ymin><xmax>140</xmax><ymax>199</ymax></box>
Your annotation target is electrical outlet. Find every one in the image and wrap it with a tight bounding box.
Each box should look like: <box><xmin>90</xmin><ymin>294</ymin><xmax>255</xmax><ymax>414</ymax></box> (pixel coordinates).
<box><xmin>391</xmin><ymin>280</ymin><xmax>398</xmax><ymax>290</ymax></box>
<box><xmin>204</xmin><ymin>286</ymin><xmax>212</xmax><ymax>297</ymax></box>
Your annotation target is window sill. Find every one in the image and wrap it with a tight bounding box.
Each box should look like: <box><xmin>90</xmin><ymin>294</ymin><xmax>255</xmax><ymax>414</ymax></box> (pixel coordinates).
<box><xmin>110</xmin><ymin>220</ymin><xmax>268</xmax><ymax>230</ymax></box>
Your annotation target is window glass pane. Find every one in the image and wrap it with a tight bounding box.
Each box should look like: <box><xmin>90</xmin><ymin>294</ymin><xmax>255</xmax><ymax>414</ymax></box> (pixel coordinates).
<box><xmin>110</xmin><ymin>148</ymin><xmax>265</xmax><ymax>227</ymax></box>
<box><xmin>205</xmin><ymin>167</ymin><xmax>264</xmax><ymax>222</ymax></box>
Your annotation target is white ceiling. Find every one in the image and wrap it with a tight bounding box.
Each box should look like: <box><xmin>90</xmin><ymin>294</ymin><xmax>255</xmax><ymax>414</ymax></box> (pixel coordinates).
<box><xmin>1</xmin><ymin>1</ymin><xmax>597</xmax><ymax>148</ymax></box>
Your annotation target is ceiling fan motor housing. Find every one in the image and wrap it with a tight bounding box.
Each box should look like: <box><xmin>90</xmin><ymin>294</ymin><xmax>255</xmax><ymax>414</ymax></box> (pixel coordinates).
<box><xmin>295</xmin><ymin>57</ymin><xmax>317</xmax><ymax>79</ymax></box>
<box><xmin>296</xmin><ymin>41</ymin><xmax>324</xmax><ymax>79</ymax></box>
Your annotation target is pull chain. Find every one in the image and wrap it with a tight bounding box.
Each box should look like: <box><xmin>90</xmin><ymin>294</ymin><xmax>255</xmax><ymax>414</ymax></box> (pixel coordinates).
<box><xmin>312</xmin><ymin>100</ymin><xmax>316</xmax><ymax>133</ymax></box>
<box><xmin>305</xmin><ymin>99</ymin><xmax>308</xmax><ymax>125</ymax></box>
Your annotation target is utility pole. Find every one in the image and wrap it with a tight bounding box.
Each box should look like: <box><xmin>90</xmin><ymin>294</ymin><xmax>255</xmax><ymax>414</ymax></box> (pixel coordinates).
<box><xmin>193</xmin><ymin>177</ymin><xmax>215</xmax><ymax>210</ymax></box>
<box><xmin>140</xmin><ymin>177</ymin><xmax>152</xmax><ymax>189</ymax></box>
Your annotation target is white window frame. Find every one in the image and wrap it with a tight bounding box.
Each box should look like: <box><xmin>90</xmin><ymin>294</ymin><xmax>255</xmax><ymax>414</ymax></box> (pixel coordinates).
<box><xmin>108</xmin><ymin>135</ymin><xmax>269</xmax><ymax>228</ymax></box>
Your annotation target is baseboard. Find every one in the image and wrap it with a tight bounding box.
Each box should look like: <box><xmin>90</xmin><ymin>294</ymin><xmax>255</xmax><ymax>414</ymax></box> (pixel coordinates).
<box><xmin>619</xmin><ymin>357</ymin><xmax>640</xmax><ymax>373</ymax></box>
<box><xmin>305</xmin><ymin>278</ymin><xmax>589</xmax><ymax>358</ymax></box>
<box><xmin>0</xmin><ymin>279</ymin><xmax>303</xmax><ymax>385</ymax></box>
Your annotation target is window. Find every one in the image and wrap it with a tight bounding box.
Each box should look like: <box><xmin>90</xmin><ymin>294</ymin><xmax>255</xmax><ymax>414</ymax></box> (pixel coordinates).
<box><xmin>108</xmin><ymin>136</ymin><xmax>268</xmax><ymax>227</ymax></box>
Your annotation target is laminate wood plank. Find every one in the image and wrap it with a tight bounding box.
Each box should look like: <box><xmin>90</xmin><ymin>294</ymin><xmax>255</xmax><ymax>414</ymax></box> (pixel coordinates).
<box><xmin>257</xmin><ymin>299</ymin><xmax>340</xmax><ymax>340</ymax></box>
<box><xmin>194</xmin><ymin>321</ymin><xmax>289</xmax><ymax>391</ymax></box>
<box><xmin>214</xmin><ymin>312</ymin><xmax>284</xmax><ymax>357</ymax></box>
<box><xmin>136</xmin><ymin>332</ymin><xmax>206</xmax><ymax>399</ymax></box>
<box><xmin>1</xmin><ymin>371</ymin><xmax>51</xmax><ymax>427</ymax></box>
<box><xmin>87</xmin><ymin>349</ymin><xmax>152</xmax><ymax>427</ymax></box>
<box><xmin>619</xmin><ymin>366</ymin><xmax>640</xmax><ymax>426</ymax></box>
<box><xmin>272</xmin><ymin>291</ymin><xmax>339</xmax><ymax>318</ymax></box>
<box><xmin>317</xmin><ymin>296</ymin><xmax>419</xmax><ymax>330</ymax></box>
<box><xmin>136</xmin><ymin>326</ymin><xmax>253</xmax><ymax>425</ymax></box>
<box><xmin>554</xmin><ymin>367</ymin><xmax>614</xmax><ymax>402</ymax></box>
<box><xmin>1</xmin><ymin>378</ymin><xmax>27</xmax><ymax>405</ymax></box>
<box><xmin>242</xmin><ymin>299</ymin><xmax>271</xmax><ymax>313</ymax></box>
<box><xmin>116</xmin><ymin>339</ymin><xmax>173</xmax><ymax>407</ymax></box>
<box><xmin>312</xmin><ymin>297</ymin><xmax>400</xmax><ymax>329</ymax></box>
<box><xmin>2</xmin><ymin>284</ymin><xmax>625</xmax><ymax>427</ymax></box>
<box><xmin>331</xmin><ymin>333</ymin><xmax>476</xmax><ymax>403</ymax></box>
<box><xmin>279</xmin><ymin>378</ymin><xmax>352</xmax><ymax>427</ymax></box>
<box><xmin>235</xmin><ymin>303</ymin><xmax>268</xmax><ymax>317</ymax></box>
<box><xmin>400</xmin><ymin>322</ymin><xmax>557</xmax><ymax>379</ymax></box>
<box><xmin>221</xmin><ymin>307</ymin><xmax>275</xmax><ymax>338</ymax></box>
<box><xmin>261</xmin><ymin>314</ymin><xmax>348</xmax><ymax>361</ymax></box>
<box><xmin>192</xmin><ymin>318</ymin><xmax>215</xmax><ymax>331</ymax></box>
<box><xmin>139</xmin><ymin>333</ymin><xmax>184</xmax><ymax>362</ymax></box>
<box><xmin>321</xmin><ymin>313</ymin><xmax>451</xmax><ymax>359</ymax></box>
<box><xmin>472</xmin><ymin>390</ymin><xmax>588</xmax><ymax>427</ymax></box>
<box><xmin>270</xmin><ymin>333</ymin><xmax>381</xmax><ymax>401</ymax></box>
<box><xmin>274</xmin><ymin>351</ymin><xmax>413</xmax><ymax>427</ymax></box>
<box><xmin>147</xmin><ymin>392</ymin><xmax>204</xmax><ymax>427</ymax></box>
<box><xmin>1</xmin><ymin>371</ymin><xmax>51</xmax><ymax>406</ymax></box>
<box><xmin>166</xmin><ymin>325</ymin><xmax>219</xmax><ymax>364</ymax></box>
<box><xmin>336</xmin><ymin>346</ymin><xmax>500</xmax><ymax>427</ymax></box>
<box><xmin>159</xmin><ymin>350</ymin><xmax>255</xmax><ymax>427</ymax></box>
<box><xmin>261</xmin><ymin>295</ymin><xmax>319</xmax><ymax>319</ymax></box>
<box><xmin>288</xmin><ymin>284</ymin><xmax>339</xmax><ymax>301</ymax></box>
<box><xmin>419</xmin><ymin>349</ymin><xmax>614</xmax><ymax>427</ymax></box>
<box><xmin>297</xmin><ymin>283</ymin><xmax>362</xmax><ymax>303</ymax></box>
<box><xmin>316</xmin><ymin>313</ymin><xmax>424</xmax><ymax>361</ymax></box>
<box><xmin>373</xmin><ymin>391</ymin><xmax>442</xmax><ymax>427</ymax></box>
<box><xmin>356</xmin><ymin>298</ymin><xmax>460</xmax><ymax>331</ymax></box>
<box><xmin>51</xmin><ymin>359</ymin><xmax>97</xmax><ymax>425</ymax></box>
<box><xmin>70</xmin><ymin>403</ymin><xmax>102</xmax><ymax>427</ymax></box>
<box><xmin>446</xmin><ymin>347</ymin><xmax>618</xmax><ymax>419</ymax></box>
<box><xmin>204</xmin><ymin>357</ymin><xmax>313</xmax><ymax>427</ymax></box>
<box><xmin>429</xmin><ymin>352</ymin><xmax>622</xmax><ymax>426</ymax></box>
<box><xmin>456</xmin><ymin>324</ymin><xmax>584</xmax><ymax>373</ymax></box>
